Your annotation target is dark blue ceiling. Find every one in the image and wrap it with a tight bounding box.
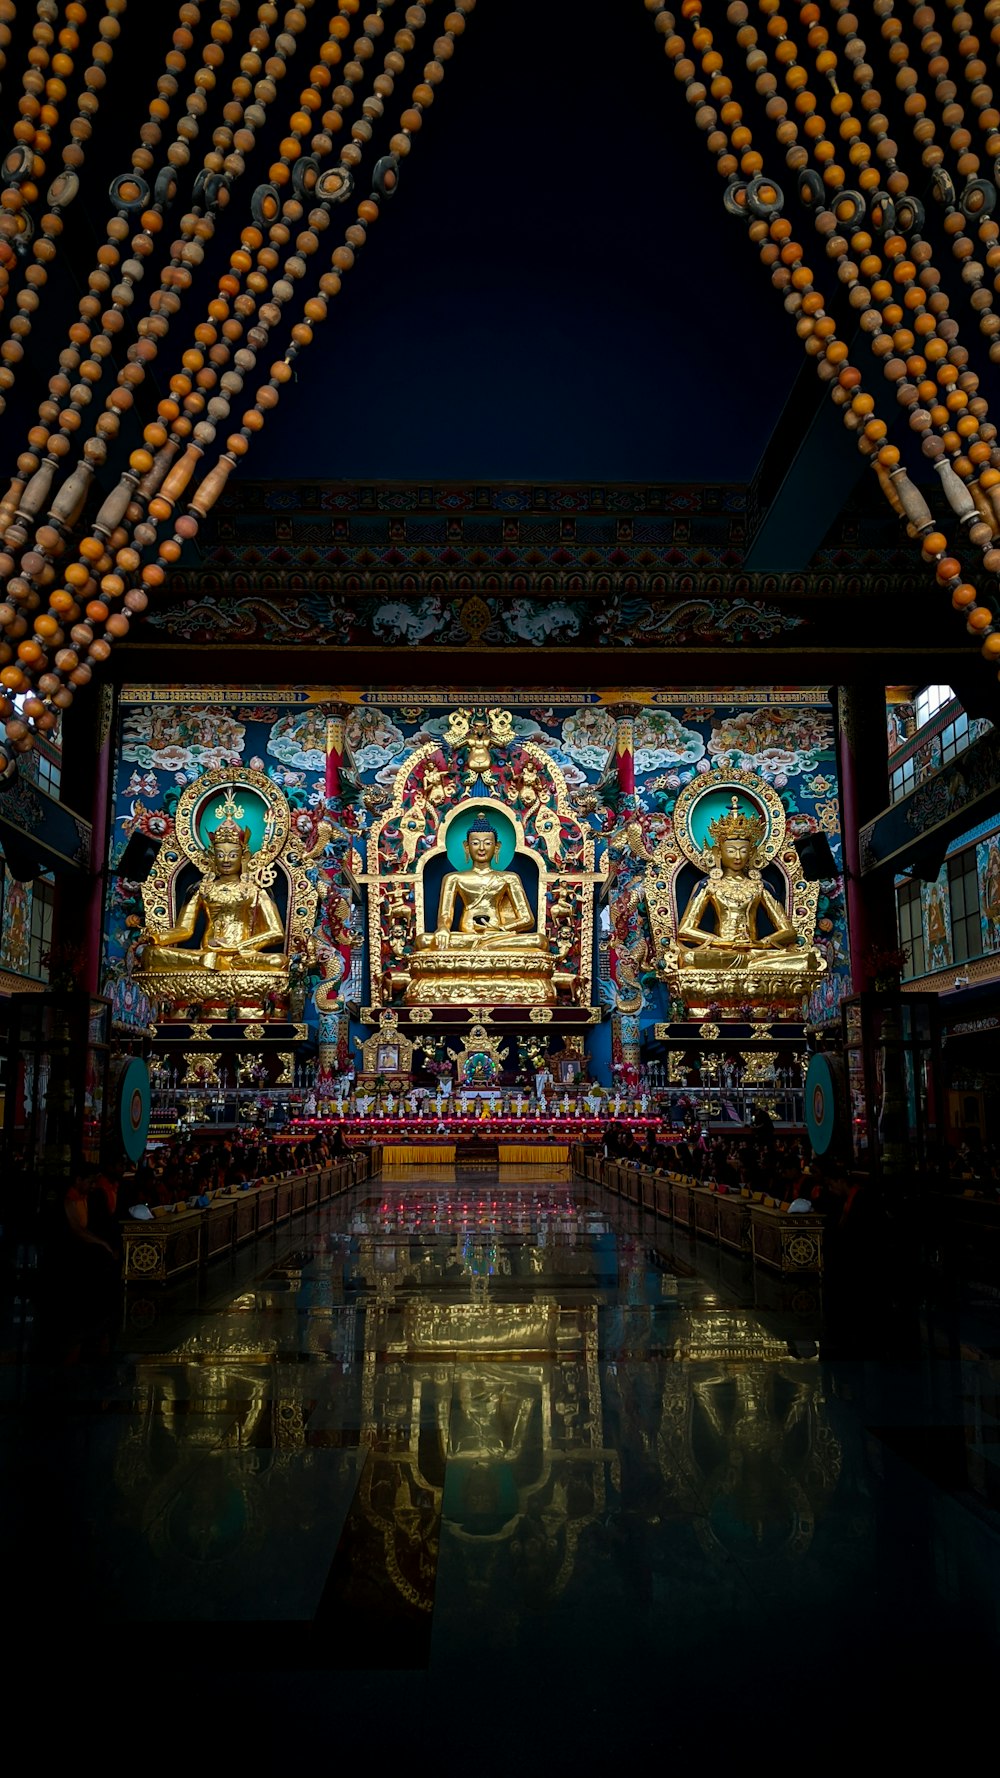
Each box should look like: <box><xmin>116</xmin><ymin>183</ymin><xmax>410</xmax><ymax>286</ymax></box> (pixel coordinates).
<box><xmin>3</xmin><ymin>2</ymin><xmax>830</xmax><ymax>490</ymax></box>
<box><xmin>250</xmin><ymin>0</ymin><xmax>804</xmax><ymax>482</ymax></box>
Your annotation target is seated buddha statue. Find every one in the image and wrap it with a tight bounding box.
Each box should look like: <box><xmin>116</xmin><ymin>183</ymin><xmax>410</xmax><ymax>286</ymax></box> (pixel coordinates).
<box><xmin>141</xmin><ymin>799</ymin><xmax>285</xmax><ymax>976</ymax></box>
<box><xmin>406</xmin><ymin>811</ymin><xmax>554</xmax><ymax>1005</ymax></box>
<box><xmin>676</xmin><ymin>798</ymin><xmax>805</xmax><ymax>971</ymax></box>
<box><xmin>418</xmin><ymin>812</ymin><xmax>548</xmax><ymax>954</ymax></box>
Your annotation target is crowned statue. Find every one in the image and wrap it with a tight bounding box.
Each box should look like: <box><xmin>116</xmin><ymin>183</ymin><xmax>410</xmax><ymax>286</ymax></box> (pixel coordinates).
<box><xmin>675</xmin><ymin>798</ymin><xmax>804</xmax><ymax>972</ymax></box>
<box><xmin>140</xmin><ymin>790</ymin><xmax>286</xmax><ymax>977</ymax></box>
<box><xmin>647</xmin><ymin>772</ymin><xmax>826</xmax><ymax>1011</ymax></box>
<box><xmin>405</xmin><ymin>809</ymin><xmax>556</xmax><ymax>1005</ymax></box>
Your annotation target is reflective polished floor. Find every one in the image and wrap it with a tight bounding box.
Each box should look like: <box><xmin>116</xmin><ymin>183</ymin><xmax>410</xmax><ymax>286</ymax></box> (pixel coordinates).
<box><xmin>5</xmin><ymin>1166</ymin><xmax>1000</xmax><ymax>1749</ymax></box>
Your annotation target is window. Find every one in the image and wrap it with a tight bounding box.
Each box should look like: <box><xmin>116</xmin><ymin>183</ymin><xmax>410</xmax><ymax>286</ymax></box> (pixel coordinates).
<box><xmin>948</xmin><ymin>848</ymin><xmax>983</xmax><ymax>964</ymax></box>
<box><xmin>914</xmin><ymin>684</ymin><xmax>955</xmax><ymax>729</ymax></box>
<box><xmin>940</xmin><ymin>710</ymin><xmax>971</xmax><ymax>764</ymax></box>
<box><xmin>897</xmin><ymin>878</ymin><xmax>926</xmax><ymax>979</ymax></box>
<box><xmin>32</xmin><ymin>748</ymin><xmax>61</xmax><ymax>797</ymax></box>
<box><xmin>890</xmin><ymin>754</ymin><xmax>918</xmax><ymax>802</ymax></box>
<box><xmin>28</xmin><ymin>876</ymin><xmax>54</xmax><ymax>980</ymax></box>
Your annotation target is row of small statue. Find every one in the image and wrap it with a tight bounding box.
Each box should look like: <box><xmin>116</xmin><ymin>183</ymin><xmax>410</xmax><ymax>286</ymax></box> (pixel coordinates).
<box><xmin>307</xmin><ymin>1089</ymin><xmax>647</xmax><ymax>1119</ymax></box>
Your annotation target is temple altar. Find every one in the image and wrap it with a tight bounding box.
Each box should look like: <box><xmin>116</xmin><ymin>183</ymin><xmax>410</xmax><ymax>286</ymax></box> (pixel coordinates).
<box><xmin>104</xmin><ymin>692</ymin><xmax>846</xmax><ymax>1109</ymax></box>
<box><xmin>364</xmin><ymin>708</ymin><xmax>598</xmax><ymax>1017</ymax></box>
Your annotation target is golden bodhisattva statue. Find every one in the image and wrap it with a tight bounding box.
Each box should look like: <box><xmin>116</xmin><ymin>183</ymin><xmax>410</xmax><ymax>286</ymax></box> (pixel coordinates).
<box><xmin>141</xmin><ymin>795</ymin><xmax>285</xmax><ymax>976</ymax></box>
<box><xmin>406</xmin><ymin>811</ymin><xmax>556</xmax><ymax>1005</ymax></box>
<box><xmin>676</xmin><ymin>799</ymin><xmax>804</xmax><ymax>973</ymax></box>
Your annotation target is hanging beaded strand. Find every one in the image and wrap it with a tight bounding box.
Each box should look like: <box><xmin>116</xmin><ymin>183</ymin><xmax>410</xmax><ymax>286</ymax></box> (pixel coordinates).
<box><xmin>0</xmin><ymin>1</ymin><xmax>321</xmax><ymax>704</ymax></box>
<box><xmin>1</xmin><ymin>1</ymin><xmax>377</xmax><ymax>714</ymax></box>
<box><xmin>120</xmin><ymin>1</ymin><xmax>384</xmax><ymax>565</ymax></box>
<box><xmin>741</xmin><ymin>2</ymin><xmax>999</xmax><ymax>653</ymax></box>
<box><xmin>643</xmin><ymin>1</ymin><xmax>996</xmax><ymax>682</ymax></box>
<box><xmin>0</xmin><ymin>1</ymin><xmax>94</xmax><ymax>336</ymax></box>
<box><xmin>0</xmin><ymin>1</ymin><xmax>250</xmax><ymax>709</ymax></box>
<box><xmin>0</xmin><ymin>1</ymin><xmax>477</xmax><ymax>759</ymax></box>
<box><xmin>39</xmin><ymin>1</ymin><xmax>453</xmax><ymax>706</ymax></box>
<box><xmin>807</xmin><ymin>2</ymin><xmax>1000</xmax><ymax>651</ymax></box>
<box><xmin>0</xmin><ymin>3</ymin><xmax>114</xmax><ymax>348</ymax></box>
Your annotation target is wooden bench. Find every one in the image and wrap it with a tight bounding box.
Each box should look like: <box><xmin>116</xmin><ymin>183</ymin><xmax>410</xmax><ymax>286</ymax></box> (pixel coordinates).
<box><xmin>121</xmin><ymin>1160</ymin><xmax>366</xmax><ymax>1285</ymax></box>
<box><xmin>750</xmin><ymin>1203</ymin><xmax>824</xmax><ymax>1274</ymax></box>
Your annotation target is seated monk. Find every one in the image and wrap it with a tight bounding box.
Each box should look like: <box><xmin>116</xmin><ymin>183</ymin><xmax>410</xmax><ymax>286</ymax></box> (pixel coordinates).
<box><xmin>417</xmin><ymin>811</ymin><xmax>548</xmax><ymax>953</ymax></box>
<box><xmin>142</xmin><ymin>806</ymin><xmax>285</xmax><ymax>973</ymax></box>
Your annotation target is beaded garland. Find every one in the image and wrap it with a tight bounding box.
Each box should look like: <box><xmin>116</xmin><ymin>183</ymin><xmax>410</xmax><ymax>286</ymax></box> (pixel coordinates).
<box><xmin>643</xmin><ymin>0</ymin><xmax>1000</xmax><ymax>693</ymax></box>
<box><xmin>1</xmin><ymin>0</ymin><xmax>997</xmax><ymax>771</ymax></box>
<box><xmin>0</xmin><ymin>0</ymin><xmax>476</xmax><ymax>769</ymax></box>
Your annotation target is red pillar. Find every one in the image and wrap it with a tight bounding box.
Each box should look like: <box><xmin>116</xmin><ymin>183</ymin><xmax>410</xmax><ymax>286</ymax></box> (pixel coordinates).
<box><xmin>610</xmin><ymin>703</ymin><xmax>640</xmax><ymax>812</ymax></box>
<box><xmin>325</xmin><ymin>709</ymin><xmax>346</xmax><ymax>804</ymax></box>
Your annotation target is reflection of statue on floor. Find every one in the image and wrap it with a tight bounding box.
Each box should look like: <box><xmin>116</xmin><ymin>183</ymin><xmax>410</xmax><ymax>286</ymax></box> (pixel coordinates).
<box><xmin>141</xmin><ymin>796</ymin><xmax>285</xmax><ymax>974</ymax></box>
<box><xmin>451</xmin><ymin>1369</ymin><xmax>536</xmax><ymax>1459</ymax></box>
<box><xmin>677</xmin><ymin>798</ymin><xmax>800</xmax><ymax>971</ymax></box>
<box><xmin>418</xmin><ymin>812</ymin><xmax>547</xmax><ymax>955</ymax></box>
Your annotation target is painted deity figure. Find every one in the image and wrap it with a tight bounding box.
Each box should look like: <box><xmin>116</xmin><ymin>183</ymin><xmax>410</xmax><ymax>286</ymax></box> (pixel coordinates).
<box><xmin>417</xmin><ymin>812</ymin><xmax>547</xmax><ymax>955</ymax></box>
<box><xmin>142</xmin><ymin>795</ymin><xmax>285</xmax><ymax>974</ymax></box>
<box><xmin>983</xmin><ymin>839</ymin><xmax>1000</xmax><ymax>950</ymax></box>
<box><xmin>926</xmin><ymin>884</ymin><xmax>950</xmax><ymax>969</ymax></box>
<box><xmin>460</xmin><ymin>716</ymin><xmax>497</xmax><ymax>789</ymax></box>
<box><xmin>676</xmin><ymin>798</ymin><xmax>801</xmax><ymax>970</ymax></box>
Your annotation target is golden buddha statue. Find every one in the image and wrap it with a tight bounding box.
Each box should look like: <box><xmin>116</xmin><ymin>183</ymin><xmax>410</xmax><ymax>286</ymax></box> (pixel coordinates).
<box><xmin>405</xmin><ymin>811</ymin><xmax>556</xmax><ymax>1005</ymax></box>
<box><xmin>676</xmin><ymin>798</ymin><xmax>805</xmax><ymax>973</ymax></box>
<box><xmin>141</xmin><ymin>794</ymin><xmax>285</xmax><ymax>976</ymax></box>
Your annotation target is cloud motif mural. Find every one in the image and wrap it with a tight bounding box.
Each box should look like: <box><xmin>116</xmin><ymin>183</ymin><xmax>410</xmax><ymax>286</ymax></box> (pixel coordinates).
<box><xmin>122</xmin><ymin>705</ymin><xmax>246</xmax><ymax>770</ymax></box>
<box><xmin>559</xmin><ymin>708</ymin><xmax>618</xmax><ymax>773</ymax></box>
<box><xmin>267</xmin><ymin>708</ymin><xmax>333</xmax><ymax>771</ymax></box>
<box><xmin>344</xmin><ymin>708</ymin><xmax>407</xmax><ymax>774</ymax></box>
<box><xmin>633</xmin><ymin>710</ymin><xmax>706</xmax><ymax>772</ymax></box>
<box><xmin>707</xmin><ymin>705</ymin><xmax>834</xmax><ymax>778</ymax></box>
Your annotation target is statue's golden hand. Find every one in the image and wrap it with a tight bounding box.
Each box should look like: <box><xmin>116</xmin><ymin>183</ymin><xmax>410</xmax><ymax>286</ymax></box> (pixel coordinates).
<box><xmin>433</xmin><ymin>929</ymin><xmax>451</xmax><ymax>951</ymax></box>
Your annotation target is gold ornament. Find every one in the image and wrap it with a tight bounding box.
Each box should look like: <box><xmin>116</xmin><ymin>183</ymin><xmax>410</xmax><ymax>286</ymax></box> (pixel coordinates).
<box><xmin>134</xmin><ymin>768</ymin><xmax>317</xmax><ymax>1012</ymax></box>
<box><xmin>645</xmin><ymin>769</ymin><xmax>826</xmax><ymax>1010</ymax></box>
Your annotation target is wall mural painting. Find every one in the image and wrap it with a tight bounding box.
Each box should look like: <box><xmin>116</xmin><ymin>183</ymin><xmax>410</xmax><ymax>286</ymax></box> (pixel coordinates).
<box><xmin>0</xmin><ymin>865</ymin><xmax>31</xmax><ymax>976</ymax></box>
<box><xmin>105</xmin><ymin>691</ymin><xmax>849</xmax><ymax>1046</ymax></box>
<box><xmin>977</xmin><ymin>834</ymin><xmax>1000</xmax><ymax>956</ymax></box>
<box><xmin>922</xmin><ymin>865</ymin><xmax>954</xmax><ymax>973</ymax></box>
<box><xmin>121</xmin><ymin>703</ymin><xmax>248</xmax><ymax>773</ymax></box>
